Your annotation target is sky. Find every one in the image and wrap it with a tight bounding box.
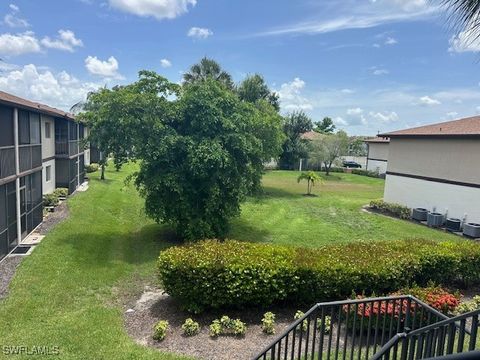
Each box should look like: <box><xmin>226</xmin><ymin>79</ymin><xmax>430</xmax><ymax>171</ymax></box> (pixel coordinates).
<box><xmin>0</xmin><ymin>0</ymin><xmax>480</xmax><ymax>136</ymax></box>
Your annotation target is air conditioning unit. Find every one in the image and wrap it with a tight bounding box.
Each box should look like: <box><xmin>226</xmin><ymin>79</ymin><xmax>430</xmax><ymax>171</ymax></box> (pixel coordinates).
<box><xmin>412</xmin><ymin>208</ymin><xmax>428</xmax><ymax>221</ymax></box>
<box><xmin>463</xmin><ymin>223</ymin><xmax>480</xmax><ymax>238</ymax></box>
<box><xmin>427</xmin><ymin>212</ymin><xmax>444</xmax><ymax>228</ymax></box>
<box><xmin>446</xmin><ymin>218</ymin><xmax>462</xmax><ymax>232</ymax></box>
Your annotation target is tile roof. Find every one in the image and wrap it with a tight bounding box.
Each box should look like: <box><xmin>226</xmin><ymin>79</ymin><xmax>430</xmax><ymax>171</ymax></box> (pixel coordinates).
<box><xmin>0</xmin><ymin>90</ymin><xmax>75</xmax><ymax>120</ymax></box>
<box><xmin>300</xmin><ymin>131</ymin><xmax>322</xmax><ymax>140</ymax></box>
<box><xmin>379</xmin><ymin>116</ymin><xmax>480</xmax><ymax>137</ymax></box>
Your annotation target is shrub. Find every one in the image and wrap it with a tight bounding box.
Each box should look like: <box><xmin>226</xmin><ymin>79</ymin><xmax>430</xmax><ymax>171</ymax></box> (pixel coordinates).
<box><xmin>158</xmin><ymin>239</ymin><xmax>480</xmax><ymax>313</ymax></box>
<box><xmin>370</xmin><ymin>199</ymin><xmax>411</xmax><ymax>220</ymax></box>
<box><xmin>181</xmin><ymin>318</ymin><xmax>200</xmax><ymax>336</ymax></box>
<box><xmin>153</xmin><ymin>320</ymin><xmax>168</xmax><ymax>341</ymax></box>
<box><xmin>396</xmin><ymin>283</ymin><xmax>460</xmax><ymax>314</ymax></box>
<box><xmin>209</xmin><ymin>316</ymin><xmax>246</xmax><ymax>337</ymax></box>
<box><xmin>85</xmin><ymin>163</ymin><xmax>99</xmax><ymax>173</ymax></box>
<box><xmin>261</xmin><ymin>312</ymin><xmax>276</xmax><ymax>335</ymax></box>
<box><xmin>294</xmin><ymin>310</ymin><xmax>308</xmax><ymax>331</ymax></box>
<box><xmin>456</xmin><ymin>295</ymin><xmax>480</xmax><ymax>314</ymax></box>
<box><xmin>53</xmin><ymin>188</ymin><xmax>69</xmax><ymax>198</ymax></box>
<box><xmin>43</xmin><ymin>193</ymin><xmax>59</xmax><ymax>207</ymax></box>
<box><xmin>352</xmin><ymin>169</ymin><xmax>381</xmax><ymax>178</ymax></box>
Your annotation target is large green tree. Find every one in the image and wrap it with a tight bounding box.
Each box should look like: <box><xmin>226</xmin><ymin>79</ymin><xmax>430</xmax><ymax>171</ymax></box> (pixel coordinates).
<box><xmin>81</xmin><ymin>70</ymin><xmax>283</xmax><ymax>240</ymax></box>
<box><xmin>183</xmin><ymin>57</ymin><xmax>234</xmax><ymax>89</ymax></box>
<box><xmin>278</xmin><ymin>111</ymin><xmax>313</xmax><ymax>170</ymax></box>
<box><xmin>313</xmin><ymin>117</ymin><xmax>336</xmax><ymax>134</ymax></box>
<box><xmin>237</xmin><ymin>74</ymin><xmax>280</xmax><ymax>111</ymax></box>
<box><xmin>308</xmin><ymin>131</ymin><xmax>349</xmax><ymax>175</ymax></box>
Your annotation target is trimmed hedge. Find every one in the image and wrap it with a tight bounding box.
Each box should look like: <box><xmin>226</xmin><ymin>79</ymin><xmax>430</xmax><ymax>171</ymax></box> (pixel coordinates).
<box><xmin>351</xmin><ymin>169</ymin><xmax>382</xmax><ymax>178</ymax></box>
<box><xmin>370</xmin><ymin>199</ymin><xmax>411</xmax><ymax>220</ymax></box>
<box><xmin>158</xmin><ymin>239</ymin><xmax>480</xmax><ymax>313</ymax></box>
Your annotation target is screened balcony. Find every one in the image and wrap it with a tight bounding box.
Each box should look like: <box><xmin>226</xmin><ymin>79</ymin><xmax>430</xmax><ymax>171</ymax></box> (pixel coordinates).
<box><xmin>55</xmin><ymin>118</ymin><xmax>82</xmax><ymax>157</ymax></box>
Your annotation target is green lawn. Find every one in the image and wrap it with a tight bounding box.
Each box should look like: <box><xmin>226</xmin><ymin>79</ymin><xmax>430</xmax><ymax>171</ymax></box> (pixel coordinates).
<box><xmin>231</xmin><ymin>170</ymin><xmax>456</xmax><ymax>247</ymax></box>
<box><xmin>0</xmin><ymin>165</ymin><xmax>457</xmax><ymax>359</ymax></box>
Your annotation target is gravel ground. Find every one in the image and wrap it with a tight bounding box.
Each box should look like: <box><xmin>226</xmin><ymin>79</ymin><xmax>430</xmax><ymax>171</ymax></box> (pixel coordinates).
<box><xmin>37</xmin><ymin>201</ymin><xmax>70</xmax><ymax>235</ymax></box>
<box><xmin>0</xmin><ymin>256</ymin><xmax>23</xmax><ymax>299</ymax></box>
<box><xmin>124</xmin><ymin>287</ymin><xmax>305</xmax><ymax>360</ymax></box>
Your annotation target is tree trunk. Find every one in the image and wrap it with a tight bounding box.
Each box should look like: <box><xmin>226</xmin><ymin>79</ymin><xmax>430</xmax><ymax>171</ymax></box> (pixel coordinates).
<box><xmin>101</xmin><ymin>164</ymin><xmax>105</xmax><ymax>180</ymax></box>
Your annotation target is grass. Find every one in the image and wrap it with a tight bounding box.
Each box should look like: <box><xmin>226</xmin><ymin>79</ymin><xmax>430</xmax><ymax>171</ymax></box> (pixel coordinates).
<box><xmin>0</xmin><ymin>166</ymin><xmax>457</xmax><ymax>359</ymax></box>
<box><xmin>230</xmin><ymin>170</ymin><xmax>457</xmax><ymax>247</ymax></box>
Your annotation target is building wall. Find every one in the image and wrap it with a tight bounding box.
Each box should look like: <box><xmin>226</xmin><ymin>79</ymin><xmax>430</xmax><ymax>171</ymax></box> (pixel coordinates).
<box><xmin>367</xmin><ymin>159</ymin><xmax>388</xmax><ymax>174</ymax></box>
<box><xmin>42</xmin><ymin>159</ymin><xmax>55</xmax><ymax>195</ymax></box>
<box><xmin>388</xmin><ymin>138</ymin><xmax>480</xmax><ymax>185</ymax></box>
<box><xmin>367</xmin><ymin>142</ymin><xmax>389</xmax><ymax>161</ymax></box>
<box><xmin>41</xmin><ymin>115</ymin><xmax>55</xmax><ymax>160</ymax></box>
<box><xmin>384</xmin><ymin>174</ymin><xmax>480</xmax><ymax>223</ymax></box>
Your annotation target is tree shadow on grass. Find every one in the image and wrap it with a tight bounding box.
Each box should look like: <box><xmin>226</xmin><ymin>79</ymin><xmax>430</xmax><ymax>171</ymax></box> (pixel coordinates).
<box><xmin>228</xmin><ymin>218</ymin><xmax>271</xmax><ymax>243</ymax></box>
<box><xmin>59</xmin><ymin>223</ymin><xmax>183</xmax><ymax>268</ymax></box>
<box><xmin>250</xmin><ymin>186</ymin><xmax>300</xmax><ymax>200</ymax></box>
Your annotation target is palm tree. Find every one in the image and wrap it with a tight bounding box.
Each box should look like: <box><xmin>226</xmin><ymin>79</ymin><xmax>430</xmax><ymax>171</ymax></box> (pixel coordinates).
<box><xmin>442</xmin><ymin>0</ymin><xmax>480</xmax><ymax>41</ymax></box>
<box><xmin>183</xmin><ymin>57</ymin><xmax>234</xmax><ymax>89</ymax></box>
<box><xmin>297</xmin><ymin>171</ymin><xmax>322</xmax><ymax>196</ymax></box>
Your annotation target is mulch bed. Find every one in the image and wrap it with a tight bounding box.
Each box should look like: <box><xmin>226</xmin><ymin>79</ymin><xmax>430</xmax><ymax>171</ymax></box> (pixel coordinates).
<box><xmin>124</xmin><ymin>287</ymin><xmax>305</xmax><ymax>360</ymax></box>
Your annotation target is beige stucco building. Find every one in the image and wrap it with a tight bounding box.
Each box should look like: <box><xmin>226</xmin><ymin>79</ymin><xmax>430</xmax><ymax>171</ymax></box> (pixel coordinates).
<box><xmin>365</xmin><ymin>137</ymin><xmax>389</xmax><ymax>174</ymax></box>
<box><xmin>380</xmin><ymin>116</ymin><xmax>480</xmax><ymax>224</ymax></box>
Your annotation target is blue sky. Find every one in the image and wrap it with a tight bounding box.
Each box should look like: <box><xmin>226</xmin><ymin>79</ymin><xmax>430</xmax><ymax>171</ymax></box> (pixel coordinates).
<box><xmin>1</xmin><ymin>0</ymin><xmax>480</xmax><ymax>135</ymax></box>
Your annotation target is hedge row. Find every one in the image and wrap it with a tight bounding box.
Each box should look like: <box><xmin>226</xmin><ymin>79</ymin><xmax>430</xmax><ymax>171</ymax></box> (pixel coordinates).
<box><xmin>351</xmin><ymin>169</ymin><xmax>383</xmax><ymax>178</ymax></box>
<box><xmin>370</xmin><ymin>199</ymin><xmax>411</xmax><ymax>220</ymax></box>
<box><xmin>158</xmin><ymin>239</ymin><xmax>480</xmax><ymax>313</ymax></box>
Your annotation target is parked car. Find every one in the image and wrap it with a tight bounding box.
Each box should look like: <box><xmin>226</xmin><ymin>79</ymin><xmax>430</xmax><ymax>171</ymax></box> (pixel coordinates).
<box><xmin>343</xmin><ymin>161</ymin><xmax>362</xmax><ymax>168</ymax></box>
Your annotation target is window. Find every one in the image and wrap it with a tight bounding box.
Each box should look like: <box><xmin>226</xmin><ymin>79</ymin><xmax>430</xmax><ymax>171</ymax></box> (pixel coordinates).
<box><xmin>29</xmin><ymin>113</ymin><xmax>41</xmax><ymax>144</ymax></box>
<box><xmin>45</xmin><ymin>122</ymin><xmax>51</xmax><ymax>139</ymax></box>
<box><xmin>46</xmin><ymin>165</ymin><xmax>51</xmax><ymax>182</ymax></box>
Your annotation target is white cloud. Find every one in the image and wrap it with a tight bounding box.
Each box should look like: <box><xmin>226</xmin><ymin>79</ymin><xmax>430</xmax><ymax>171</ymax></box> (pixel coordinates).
<box><xmin>418</xmin><ymin>95</ymin><xmax>441</xmax><ymax>106</ymax></box>
<box><xmin>340</xmin><ymin>88</ymin><xmax>355</xmax><ymax>94</ymax></box>
<box><xmin>0</xmin><ymin>63</ymin><xmax>101</xmax><ymax>110</ymax></box>
<box><xmin>446</xmin><ymin>111</ymin><xmax>458</xmax><ymax>119</ymax></box>
<box><xmin>373</xmin><ymin>43</ymin><xmax>381</xmax><ymax>48</ymax></box>
<box><xmin>258</xmin><ymin>1</ymin><xmax>436</xmax><ymax>36</ymax></box>
<box><xmin>0</xmin><ymin>31</ymin><xmax>41</xmax><ymax>57</ymax></box>
<box><xmin>41</xmin><ymin>30</ymin><xmax>83</xmax><ymax>52</ymax></box>
<box><xmin>333</xmin><ymin>116</ymin><xmax>348</xmax><ymax>126</ymax></box>
<box><xmin>449</xmin><ymin>29</ymin><xmax>480</xmax><ymax>53</ymax></box>
<box><xmin>109</xmin><ymin>0</ymin><xmax>196</xmax><ymax>20</ymax></box>
<box><xmin>160</xmin><ymin>58</ymin><xmax>172</xmax><ymax>68</ymax></box>
<box><xmin>372</xmin><ymin>68</ymin><xmax>389</xmax><ymax>75</ymax></box>
<box><xmin>187</xmin><ymin>27</ymin><xmax>213</xmax><ymax>39</ymax></box>
<box><xmin>347</xmin><ymin>107</ymin><xmax>363</xmax><ymax>115</ymax></box>
<box><xmin>85</xmin><ymin>55</ymin><xmax>123</xmax><ymax>79</ymax></box>
<box><xmin>368</xmin><ymin>111</ymin><xmax>399</xmax><ymax>123</ymax></box>
<box><xmin>385</xmin><ymin>37</ymin><xmax>397</xmax><ymax>45</ymax></box>
<box><xmin>277</xmin><ymin>77</ymin><xmax>313</xmax><ymax>111</ymax></box>
<box><xmin>3</xmin><ymin>3</ymin><xmax>29</xmax><ymax>28</ymax></box>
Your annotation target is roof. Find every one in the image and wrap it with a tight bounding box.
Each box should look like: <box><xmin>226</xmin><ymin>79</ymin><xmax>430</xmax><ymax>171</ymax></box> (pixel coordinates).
<box><xmin>300</xmin><ymin>131</ymin><xmax>322</xmax><ymax>140</ymax></box>
<box><xmin>0</xmin><ymin>90</ymin><xmax>75</xmax><ymax>120</ymax></box>
<box><xmin>364</xmin><ymin>137</ymin><xmax>390</xmax><ymax>143</ymax></box>
<box><xmin>379</xmin><ymin>116</ymin><xmax>480</xmax><ymax>137</ymax></box>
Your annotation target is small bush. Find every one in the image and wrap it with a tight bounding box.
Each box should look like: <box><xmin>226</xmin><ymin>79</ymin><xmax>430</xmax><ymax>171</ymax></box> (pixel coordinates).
<box><xmin>158</xmin><ymin>239</ymin><xmax>480</xmax><ymax>313</ymax></box>
<box><xmin>43</xmin><ymin>193</ymin><xmax>59</xmax><ymax>207</ymax></box>
<box><xmin>261</xmin><ymin>312</ymin><xmax>276</xmax><ymax>335</ymax></box>
<box><xmin>370</xmin><ymin>199</ymin><xmax>411</xmax><ymax>220</ymax></box>
<box><xmin>456</xmin><ymin>295</ymin><xmax>480</xmax><ymax>314</ymax></box>
<box><xmin>181</xmin><ymin>318</ymin><xmax>200</xmax><ymax>336</ymax></box>
<box><xmin>396</xmin><ymin>283</ymin><xmax>460</xmax><ymax>314</ymax></box>
<box><xmin>209</xmin><ymin>316</ymin><xmax>246</xmax><ymax>337</ymax></box>
<box><xmin>321</xmin><ymin>316</ymin><xmax>332</xmax><ymax>334</ymax></box>
<box><xmin>85</xmin><ymin>163</ymin><xmax>99</xmax><ymax>173</ymax></box>
<box><xmin>53</xmin><ymin>188</ymin><xmax>69</xmax><ymax>198</ymax></box>
<box><xmin>294</xmin><ymin>310</ymin><xmax>308</xmax><ymax>331</ymax></box>
<box><xmin>153</xmin><ymin>320</ymin><xmax>168</xmax><ymax>341</ymax></box>
<box><xmin>351</xmin><ymin>169</ymin><xmax>382</xmax><ymax>178</ymax></box>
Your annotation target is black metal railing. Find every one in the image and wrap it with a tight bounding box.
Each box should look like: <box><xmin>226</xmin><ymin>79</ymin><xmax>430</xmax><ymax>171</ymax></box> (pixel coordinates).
<box><xmin>372</xmin><ymin>309</ymin><xmax>480</xmax><ymax>360</ymax></box>
<box><xmin>253</xmin><ymin>296</ymin><xmax>457</xmax><ymax>360</ymax></box>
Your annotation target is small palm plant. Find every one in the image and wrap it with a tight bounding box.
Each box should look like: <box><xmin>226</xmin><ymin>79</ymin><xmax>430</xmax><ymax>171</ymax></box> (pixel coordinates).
<box><xmin>297</xmin><ymin>171</ymin><xmax>322</xmax><ymax>196</ymax></box>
